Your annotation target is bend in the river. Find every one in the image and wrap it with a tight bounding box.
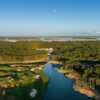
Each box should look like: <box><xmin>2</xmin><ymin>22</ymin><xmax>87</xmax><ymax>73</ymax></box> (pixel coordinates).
<box><xmin>43</xmin><ymin>63</ymin><xmax>91</xmax><ymax>100</ymax></box>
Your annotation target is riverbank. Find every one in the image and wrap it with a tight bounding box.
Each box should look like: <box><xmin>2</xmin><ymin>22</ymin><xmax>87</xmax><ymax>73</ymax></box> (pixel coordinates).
<box><xmin>0</xmin><ymin>79</ymin><xmax>48</xmax><ymax>100</ymax></box>
<box><xmin>57</xmin><ymin>68</ymin><xmax>96</xmax><ymax>98</ymax></box>
<box><xmin>0</xmin><ymin>59</ymin><xmax>47</xmax><ymax>65</ymax></box>
<box><xmin>73</xmin><ymin>80</ymin><xmax>96</xmax><ymax>98</ymax></box>
<box><xmin>0</xmin><ymin>65</ymin><xmax>48</xmax><ymax>89</ymax></box>
<box><xmin>48</xmin><ymin>60</ymin><xmax>62</xmax><ymax>64</ymax></box>
<box><xmin>0</xmin><ymin>64</ymin><xmax>48</xmax><ymax>100</ymax></box>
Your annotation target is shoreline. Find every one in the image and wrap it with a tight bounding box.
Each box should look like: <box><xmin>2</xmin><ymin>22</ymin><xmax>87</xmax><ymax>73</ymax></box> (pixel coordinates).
<box><xmin>0</xmin><ymin>60</ymin><xmax>98</xmax><ymax>99</ymax></box>
<box><xmin>57</xmin><ymin>68</ymin><xmax>96</xmax><ymax>98</ymax></box>
<box><xmin>0</xmin><ymin>59</ymin><xmax>47</xmax><ymax>65</ymax></box>
<box><xmin>48</xmin><ymin>60</ymin><xmax>62</xmax><ymax>64</ymax></box>
<box><xmin>73</xmin><ymin>81</ymin><xmax>96</xmax><ymax>98</ymax></box>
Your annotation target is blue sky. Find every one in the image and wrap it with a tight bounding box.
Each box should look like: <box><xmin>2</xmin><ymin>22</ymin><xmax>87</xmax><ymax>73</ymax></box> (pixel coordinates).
<box><xmin>0</xmin><ymin>0</ymin><xmax>100</xmax><ymax>36</ymax></box>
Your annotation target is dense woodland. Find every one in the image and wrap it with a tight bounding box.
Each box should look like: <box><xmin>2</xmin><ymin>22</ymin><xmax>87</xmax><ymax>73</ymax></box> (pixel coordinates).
<box><xmin>0</xmin><ymin>41</ymin><xmax>48</xmax><ymax>62</ymax></box>
<box><xmin>0</xmin><ymin>41</ymin><xmax>100</xmax><ymax>61</ymax></box>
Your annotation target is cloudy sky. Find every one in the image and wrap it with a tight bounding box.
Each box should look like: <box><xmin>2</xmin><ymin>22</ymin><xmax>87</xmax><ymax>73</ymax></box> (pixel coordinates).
<box><xmin>0</xmin><ymin>0</ymin><xmax>100</xmax><ymax>36</ymax></box>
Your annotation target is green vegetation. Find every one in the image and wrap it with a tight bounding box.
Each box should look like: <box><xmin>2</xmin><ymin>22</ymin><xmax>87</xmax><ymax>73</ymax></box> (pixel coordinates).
<box><xmin>0</xmin><ymin>41</ymin><xmax>48</xmax><ymax>63</ymax></box>
<box><xmin>0</xmin><ymin>41</ymin><xmax>100</xmax><ymax>87</ymax></box>
<box><xmin>0</xmin><ymin>40</ymin><xmax>100</xmax><ymax>99</ymax></box>
<box><xmin>0</xmin><ymin>64</ymin><xmax>48</xmax><ymax>100</ymax></box>
<box><xmin>48</xmin><ymin>41</ymin><xmax>100</xmax><ymax>95</ymax></box>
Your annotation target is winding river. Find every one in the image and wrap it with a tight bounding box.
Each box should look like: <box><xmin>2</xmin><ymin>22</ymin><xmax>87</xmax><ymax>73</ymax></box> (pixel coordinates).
<box><xmin>44</xmin><ymin>63</ymin><xmax>91</xmax><ymax>100</ymax></box>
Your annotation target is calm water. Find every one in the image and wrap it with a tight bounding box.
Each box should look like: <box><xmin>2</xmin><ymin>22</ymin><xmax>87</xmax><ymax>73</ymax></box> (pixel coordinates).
<box><xmin>44</xmin><ymin>63</ymin><xmax>91</xmax><ymax>100</ymax></box>
<box><xmin>0</xmin><ymin>63</ymin><xmax>92</xmax><ymax>100</ymax></box>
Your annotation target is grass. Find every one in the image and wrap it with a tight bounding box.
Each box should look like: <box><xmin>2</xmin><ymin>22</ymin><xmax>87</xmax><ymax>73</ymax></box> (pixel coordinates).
<box><xmin>0</xmin><ymin>66</ymin><xmax>48</xmax><ymax>87</ymax></box>
<box><xmin>0</xmin><ymin>64</ymin><xmax>48</xmax><ymax>100</ymax></box>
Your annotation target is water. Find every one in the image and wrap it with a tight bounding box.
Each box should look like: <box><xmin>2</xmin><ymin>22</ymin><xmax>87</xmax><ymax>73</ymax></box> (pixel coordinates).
<box><xmin>44</xmin><ymin>63</ymin><xmax>91</xmax><ymax>100</ymax></box>
<box><xmin>0</xmin><ymin>63</ymin><xmax>92</xmax><ymax>100</ymax></box>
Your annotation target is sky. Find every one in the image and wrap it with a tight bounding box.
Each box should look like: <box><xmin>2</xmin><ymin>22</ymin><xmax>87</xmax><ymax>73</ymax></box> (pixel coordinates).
<box><xmin>0</xmin><ymin>0</ymin><xmax>100</xmax><ymax>36</ymax></box>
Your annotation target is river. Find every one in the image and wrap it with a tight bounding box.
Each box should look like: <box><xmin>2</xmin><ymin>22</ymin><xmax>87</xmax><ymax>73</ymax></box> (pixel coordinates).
<box><xmin>43</xmin><ymin>63</ymin><xmax>91</xmax><ymax>100</ymax></box>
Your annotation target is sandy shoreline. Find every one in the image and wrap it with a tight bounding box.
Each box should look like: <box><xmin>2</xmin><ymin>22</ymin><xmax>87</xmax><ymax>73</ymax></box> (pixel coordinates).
<box><xmin>57</xmin><ymin>68</ymin><xmax>96</xmax><ymax>98</ymax></box>
<box><xmin>0</xmin><ymin>59</ymin><xmax>47</xmax><ymax>65</ymax></box>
